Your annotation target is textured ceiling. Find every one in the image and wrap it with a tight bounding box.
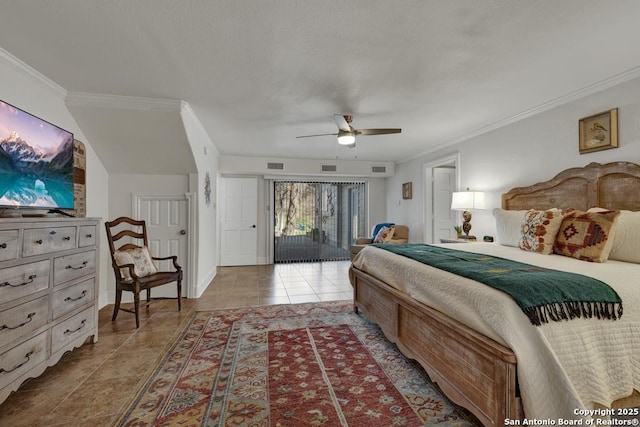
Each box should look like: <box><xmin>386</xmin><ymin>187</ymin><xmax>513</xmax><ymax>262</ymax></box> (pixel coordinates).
<box><xmin>1</xmin><ymin>0</ymin><xmax>640</xmax><ymax>165</ymax></box>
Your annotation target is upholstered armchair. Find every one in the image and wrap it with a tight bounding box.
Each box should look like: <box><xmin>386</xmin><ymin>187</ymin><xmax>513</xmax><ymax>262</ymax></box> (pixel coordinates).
<box><xmin>349</xmin><ymin>224</ymin><xmax>409</xmax><ymax>261</ymax></box>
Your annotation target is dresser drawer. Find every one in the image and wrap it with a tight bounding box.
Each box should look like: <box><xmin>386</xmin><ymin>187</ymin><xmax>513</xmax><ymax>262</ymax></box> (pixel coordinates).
<box><xmin>0</xmin><ymin>260</ymin><xmax>50</xmax><ymax>303</ymax></box>
<box><xmin>53</xmin><ymin>250</ymin><xmax>96</xmax><ymax>286</ymax></box>
<box><xmin>0</xmin><ymin>332</ymin><xmax>48</xmax><ymax>390</ymax></box>
<box><xmin>0</xmin><ymin>296</ymin><xmax>49</xmax><ymax>350</ymax></box>
<box><xmin>0</xmin><ymin>230</ymin><xmax>19</xmax><ymax>261</ymax></box>
<box><xmin>52</xmin><ymin>279</ymin><xmax>95</xmax><ymax>319</ymax></box>
<box><xmin>23</xmin><ymin>227</ymin><xmax>76</xmax><ymax>257</ymax></box>
<box><xmin>78</xmin><ymin>226</ymin><xmax>97</xmax><ymax>248</ymax></box>
<box><xmin>51</xmin><ymin>307</ymin><xmax>95</xmax><ymax>354</ymax></box>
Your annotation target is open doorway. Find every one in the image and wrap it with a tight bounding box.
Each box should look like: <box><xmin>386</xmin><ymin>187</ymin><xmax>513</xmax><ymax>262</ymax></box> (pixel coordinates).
<box><xmin>273</xmin><ymin>181</ymin><xmax>366</xmax><ymax>263</ymax></box>
<box><xmin>423</xmin><ymin>154</ymin><xmax>460</xmax><ymax>243</ymax></box>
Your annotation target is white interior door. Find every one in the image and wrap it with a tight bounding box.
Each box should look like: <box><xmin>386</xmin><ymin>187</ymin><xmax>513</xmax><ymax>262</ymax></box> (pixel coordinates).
<box><xmin>220</xmin><ymin>177</ymin><xmax>258</xmax><ymax>266</ymax></box>
<box><xmin>433</xmin><ymin>167</ymin><xmax>457</xmax><ymax>241</ymax></box>
<box><xmin>136</xmin><ymin>196</ymin><xmax>188</xmax><ymax>298</ymax></box>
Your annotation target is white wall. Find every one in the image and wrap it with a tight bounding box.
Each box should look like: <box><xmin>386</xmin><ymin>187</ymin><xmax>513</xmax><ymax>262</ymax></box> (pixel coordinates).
<box><xmin>389</xmin><ymin>75</ymin><xmax>640</xmax><ymax>242</ymax></box>
<box><xmin>108</xmin><ymin>175</ymin><xmax>190</xmax><ymax>217</ymax></box>
<box><xmin>219</xmin><ymin>155</ymin><xmax>395</xmax><ymax>177</ymax></box>
<box><xmin>181</xmin><ymin>105</ymin><xmax>219</xmax><ymax>297</ymax></box>
<box><xmin>0</xmin><ymin>49</ymin><xmax>111</xmax><ymax>307</ymax></box>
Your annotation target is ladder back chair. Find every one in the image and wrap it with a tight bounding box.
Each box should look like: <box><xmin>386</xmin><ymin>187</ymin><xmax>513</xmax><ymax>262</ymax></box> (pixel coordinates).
<box><xmin>105</xmin><ymin>217</ymin><xmax>182</xmax><ymax>328</ymax></box>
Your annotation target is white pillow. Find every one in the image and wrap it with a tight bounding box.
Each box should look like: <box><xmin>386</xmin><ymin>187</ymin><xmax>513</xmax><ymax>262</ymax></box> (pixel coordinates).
<box><xmin>493</xmin><ymin>208</ymin><xmax>527</xmax><ymax>247</ymax></box>
<box><xmin>606</xmin><ymin>210</ymin><xmax>640</xmax><ymax>263</ymax></box>
<box><xmin>114</xmin><ymin>247</ymin><xmax>158</xmax><ymax>279</ymax></box>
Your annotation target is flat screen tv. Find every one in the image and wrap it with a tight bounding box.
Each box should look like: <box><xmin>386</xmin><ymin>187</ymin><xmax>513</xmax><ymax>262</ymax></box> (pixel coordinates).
<box><xmin>0</xmin><ymin>100</ymin><xmax>74</xmax><ymax>212</ymax></box>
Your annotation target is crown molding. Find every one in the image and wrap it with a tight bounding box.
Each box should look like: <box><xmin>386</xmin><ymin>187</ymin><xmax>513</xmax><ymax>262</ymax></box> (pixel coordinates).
<box><xmin>0</xmin><ymin>47</ymin><xmax>67</xmax><ymax>98</ymax></box>
<box><xmin>65</xmin><ymin>91</ymin><xmax>182</xmax><ymax>111</ymax></box>
<box><xmin>399</xmin><ymin>65</ymin><xmax>640</xmax><ymax>165</ymax></box>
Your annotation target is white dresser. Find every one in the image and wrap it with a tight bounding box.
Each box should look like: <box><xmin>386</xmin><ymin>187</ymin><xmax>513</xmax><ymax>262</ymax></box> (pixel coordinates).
<box><xmin>0</xmin><ymin>217</ymin><xmax>100</xmax><ymax>404</ymax></box>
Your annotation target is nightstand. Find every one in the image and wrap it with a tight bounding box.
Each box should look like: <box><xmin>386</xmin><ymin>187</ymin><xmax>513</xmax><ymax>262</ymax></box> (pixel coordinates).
<box><xmin>439</xmin><ymin>238</ymin><xmax>476</xmax><ymax>243</ymax></box>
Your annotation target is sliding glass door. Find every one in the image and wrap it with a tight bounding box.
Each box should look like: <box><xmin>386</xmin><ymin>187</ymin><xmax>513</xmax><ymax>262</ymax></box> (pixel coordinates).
<box><xmin>274</xmin><ymin>181</ymin><xmax>366</xmax><ymax>263</ymax></box>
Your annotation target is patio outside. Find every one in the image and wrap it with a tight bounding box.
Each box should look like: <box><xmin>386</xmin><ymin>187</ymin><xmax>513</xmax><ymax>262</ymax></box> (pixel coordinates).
<box><xmin>274</xmin><ymin>182</ymin><xmax>366</xmax><ymax>263</ymax></box>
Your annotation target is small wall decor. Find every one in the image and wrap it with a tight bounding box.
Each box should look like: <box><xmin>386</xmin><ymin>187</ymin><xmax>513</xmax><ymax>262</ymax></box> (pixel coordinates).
<box><xmin>579</xmin><ymin>108</ymin><xmax>618</xmax><ymax>154</ymax></box>
<box><xmin>402</xmin><ymin>182</ymin><xmax>412</xmax><ymax>199</ymax></box>
<box><xmin>204</xmin><ymin>172</ymin><xmax>211</xmax><ymax>206</ymax></box>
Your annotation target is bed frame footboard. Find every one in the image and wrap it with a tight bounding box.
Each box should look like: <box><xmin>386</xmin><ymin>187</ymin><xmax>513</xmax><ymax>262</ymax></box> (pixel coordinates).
<box><xmin>351</xmin><ymin>266</ymin><xmax>522</xmax><ymax>426</ymax></box>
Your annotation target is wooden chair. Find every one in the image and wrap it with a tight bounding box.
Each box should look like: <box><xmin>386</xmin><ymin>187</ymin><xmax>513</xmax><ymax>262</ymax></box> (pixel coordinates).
<box><xmin>105</xmin><ymin>217</ymin><xmax>182</xmax><ymax>328</ymax></box>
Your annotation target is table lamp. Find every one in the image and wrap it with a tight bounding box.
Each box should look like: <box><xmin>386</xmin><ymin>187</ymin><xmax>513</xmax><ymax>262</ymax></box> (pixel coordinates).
<box><xmin>451</xmin><ymin>190</ymin><xmax>485</xmax><ymax>239</ymax></box>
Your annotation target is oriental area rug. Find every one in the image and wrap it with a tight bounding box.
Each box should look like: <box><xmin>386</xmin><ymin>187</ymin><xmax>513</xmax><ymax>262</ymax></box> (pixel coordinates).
<box><xmin>116</xmin><ymin>301</ymin><xmax>480</xmax><ymax>426</ymax></box>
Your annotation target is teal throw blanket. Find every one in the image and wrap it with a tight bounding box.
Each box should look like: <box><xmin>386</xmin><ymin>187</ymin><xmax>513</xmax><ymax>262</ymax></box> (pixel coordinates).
<box><xmin>373</xmin><ymin>243</ymin><xmax>623</xmax><ymax>326</ymax></box>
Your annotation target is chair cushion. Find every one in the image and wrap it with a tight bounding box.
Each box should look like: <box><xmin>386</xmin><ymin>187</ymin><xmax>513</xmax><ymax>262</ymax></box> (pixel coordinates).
<box><xmin>114</xmin><ymin>247</ymin><xmax>158</xmax><ymax>279</ymax></box>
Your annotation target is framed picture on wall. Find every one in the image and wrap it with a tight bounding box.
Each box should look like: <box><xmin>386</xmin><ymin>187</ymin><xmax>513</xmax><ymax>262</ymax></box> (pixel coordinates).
<box><xmin>579</xmin><ymin>108</ymin><xmax>618</xmax><ymax>154</ymax></box>
<box><xmin>402</xmin><ymin>182</ymin><xmax>412</xmax><ymax>199</ymax></box>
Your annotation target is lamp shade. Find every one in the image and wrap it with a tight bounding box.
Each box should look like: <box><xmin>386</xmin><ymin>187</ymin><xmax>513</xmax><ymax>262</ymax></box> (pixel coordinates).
<box><xmin>451</xmin><ymin>191</ymin><xmax>485</xmax><ymax>210</ymax></box>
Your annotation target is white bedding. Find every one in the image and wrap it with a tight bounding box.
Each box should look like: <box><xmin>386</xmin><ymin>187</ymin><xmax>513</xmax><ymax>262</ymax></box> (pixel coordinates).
<box><xmin>351</xmin><ymin>243</ymin><xmax>640</xmax><ymax>420</ymax></box>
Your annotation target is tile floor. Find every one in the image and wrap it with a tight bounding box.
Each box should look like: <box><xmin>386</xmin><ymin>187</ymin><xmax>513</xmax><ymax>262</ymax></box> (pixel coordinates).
<box><xmin>0</xmin><ymin>261</ymin><xmax>353</xmax><ymax>426</ymax></box>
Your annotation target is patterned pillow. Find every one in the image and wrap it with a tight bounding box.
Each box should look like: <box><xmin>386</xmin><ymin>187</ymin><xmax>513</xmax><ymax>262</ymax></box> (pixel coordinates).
<box><xmin>554</xmin><ymin>209</ymin><xmax>620</xmax><ymax>262</ymax></box>
<box><xmin>518</xmin><ymin>208</ymin><xmax>563</xmax><ymax>254</ymax></box>
<box><xmin>114</xmin><ymin>247</ymin><xmax>158</xmax><ymax>279</ymax></box>
<box><xmin>373</xmin><ymin>225</ymin><xmax>395</xmax><ymax>243</ymax></box>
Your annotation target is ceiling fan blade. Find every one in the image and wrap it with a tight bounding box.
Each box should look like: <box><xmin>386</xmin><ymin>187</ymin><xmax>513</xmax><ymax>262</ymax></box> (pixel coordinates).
<box><xmin>296</xmin><ymin>133</ymin><xmax>338</xmax><ymax>138</ymax></box>
<box><xmin>355</xmin><ymin>128</ymin><xmax>402</xmax><ymax>136</ymax></box>
<box><xmin>333</xmin><ymin>114</ymin><xmax>351</xmax><ymax>132</ymax></box>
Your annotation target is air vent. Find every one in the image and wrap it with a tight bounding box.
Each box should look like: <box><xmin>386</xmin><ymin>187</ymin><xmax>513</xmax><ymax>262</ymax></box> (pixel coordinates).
<box><xmin>372</xmin><ymin>166</ymin><xmax>386</xmax><ymax>173</ymax></box>
<box><xmin>267</xmin><ymin>162</ymin><xmax>284</xmax><ymax>170</ymax></box>
<box><xmin>321</xmin><ymin>164</ymin><xmax>337</xmax><ymax>172</ymax></box>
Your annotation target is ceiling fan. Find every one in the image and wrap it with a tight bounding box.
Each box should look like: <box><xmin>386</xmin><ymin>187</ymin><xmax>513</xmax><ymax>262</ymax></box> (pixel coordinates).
<box><xmin>296</xmin><ymin>114</ymin><xmax>401</xmax><ymax>147</ymax></box>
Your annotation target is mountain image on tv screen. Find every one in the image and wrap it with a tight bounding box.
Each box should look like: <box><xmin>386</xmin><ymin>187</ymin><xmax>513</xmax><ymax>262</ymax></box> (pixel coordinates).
<box><xmin>0</xmin><ymin>101</ymin><xmax>74</xmax><ymax>209</ymax></box>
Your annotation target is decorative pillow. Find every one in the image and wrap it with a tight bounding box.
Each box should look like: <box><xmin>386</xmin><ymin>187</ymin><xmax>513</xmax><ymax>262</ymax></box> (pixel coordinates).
<box><xmin>601</xmin><ymin>210</ymin><xmax>640</xmax><ymax>263</ymax></box>
<box><xmin>554</xmin><ymin>209</ymin><xmax>620</xmax><ymax>262</ymax></box>
<box><xmin>493</xmin><ymin>208</ymin><xmax>528</xmax><ymax>247</ymax></box>
<box><xmin>518</xmin><ymin>208</ymin><xmax>563</xmax><ymax>254</ymax></box>
<box><xmin>373</xmin><ymin>225</ymin><xmax>395</xmax><ymax>243</ymax></box>
<box><xmin>371</xmin><ymin>222</ymin><xmax>395</xmax><ymax>240</ymax></box>
<box><xmin>113</xmin><ymin>247</ymin><xmax>158</xmax><ymax>279</ymax></box>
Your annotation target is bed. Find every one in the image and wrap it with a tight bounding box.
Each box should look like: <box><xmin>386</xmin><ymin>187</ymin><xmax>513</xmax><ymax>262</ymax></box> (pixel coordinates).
<box><xmin>349</xmin><ymin>161</ymin><xmax>640</xmax><ymax>425</ymax></box>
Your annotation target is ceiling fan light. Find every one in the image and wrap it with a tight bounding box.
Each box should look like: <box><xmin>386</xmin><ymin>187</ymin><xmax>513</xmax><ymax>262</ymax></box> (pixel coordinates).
<box><xmin>337</xmin><ymin>134</ymin><xmax>355</xmax><ymax>145</ymax></box>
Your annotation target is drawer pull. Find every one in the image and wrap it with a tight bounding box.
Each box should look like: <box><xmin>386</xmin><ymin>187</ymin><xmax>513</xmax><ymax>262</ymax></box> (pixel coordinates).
<box><xmin>35</xmin><ymin>239</ymin><xmax>43</xmax><ymax>245</ymax></box>
<box><xmin>64</xmin><ymin>319</ymin><xmax>87</xmax><ymax>335</ymax></box>
<box><xmin>0</xmin><ymin>243</ymin><xmax>6</xmax><ymax>249</ymax></box>
<box><xmin>0</xmin><ymin>312</ymin><xmax>36</xmax><ymax>331</ymax></box>
<box><xmin>63</xmin><ymin>236</ymin><xmax>71</xmax><ymax>241</ymax></box>
<box><xmin>50</xmin><ymin>230</ymin><xmax>57</xmax><ymax>235</ymax></box>
<box><xmin>86</xmin><ymin>234</ymin><xmax>92</xmax><ymax>238</ymax></box>
<box><xmin>0</xmin><ymin>350</ymin><xmax>34</xmax><ymax>374</ymax></box>
<box><xmin>64</xmin><ymin>290</ymin><xmax>88</xmax><ymax>302</ymax></box>
<box><xmin>65</xmin><ymin>261</ymin><xmax>88</xmax><ymax>270</ymax></box>
<box><xmin>1</xmin><ymin>274</ymin><xmax>37</xmax><ymax>288</ymax></box>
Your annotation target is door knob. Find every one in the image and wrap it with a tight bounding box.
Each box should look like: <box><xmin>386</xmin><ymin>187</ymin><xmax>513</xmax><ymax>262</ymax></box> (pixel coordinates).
<box><xmin>251</xmin><ymin>225</ymin><xmax>256</xmax><ymax>228</ymax></box>
<box><xmin>180</xmin><ymin>230</ymin><xmax>186</xmax><ymax>235</ymax></box>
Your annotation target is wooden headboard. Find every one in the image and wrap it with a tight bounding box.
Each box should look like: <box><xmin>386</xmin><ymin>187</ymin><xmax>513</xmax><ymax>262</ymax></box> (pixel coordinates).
<box><xmin>502</xmin><ymin>161</ymin><xmax>640</xmax><ymax>211</ymax></box>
